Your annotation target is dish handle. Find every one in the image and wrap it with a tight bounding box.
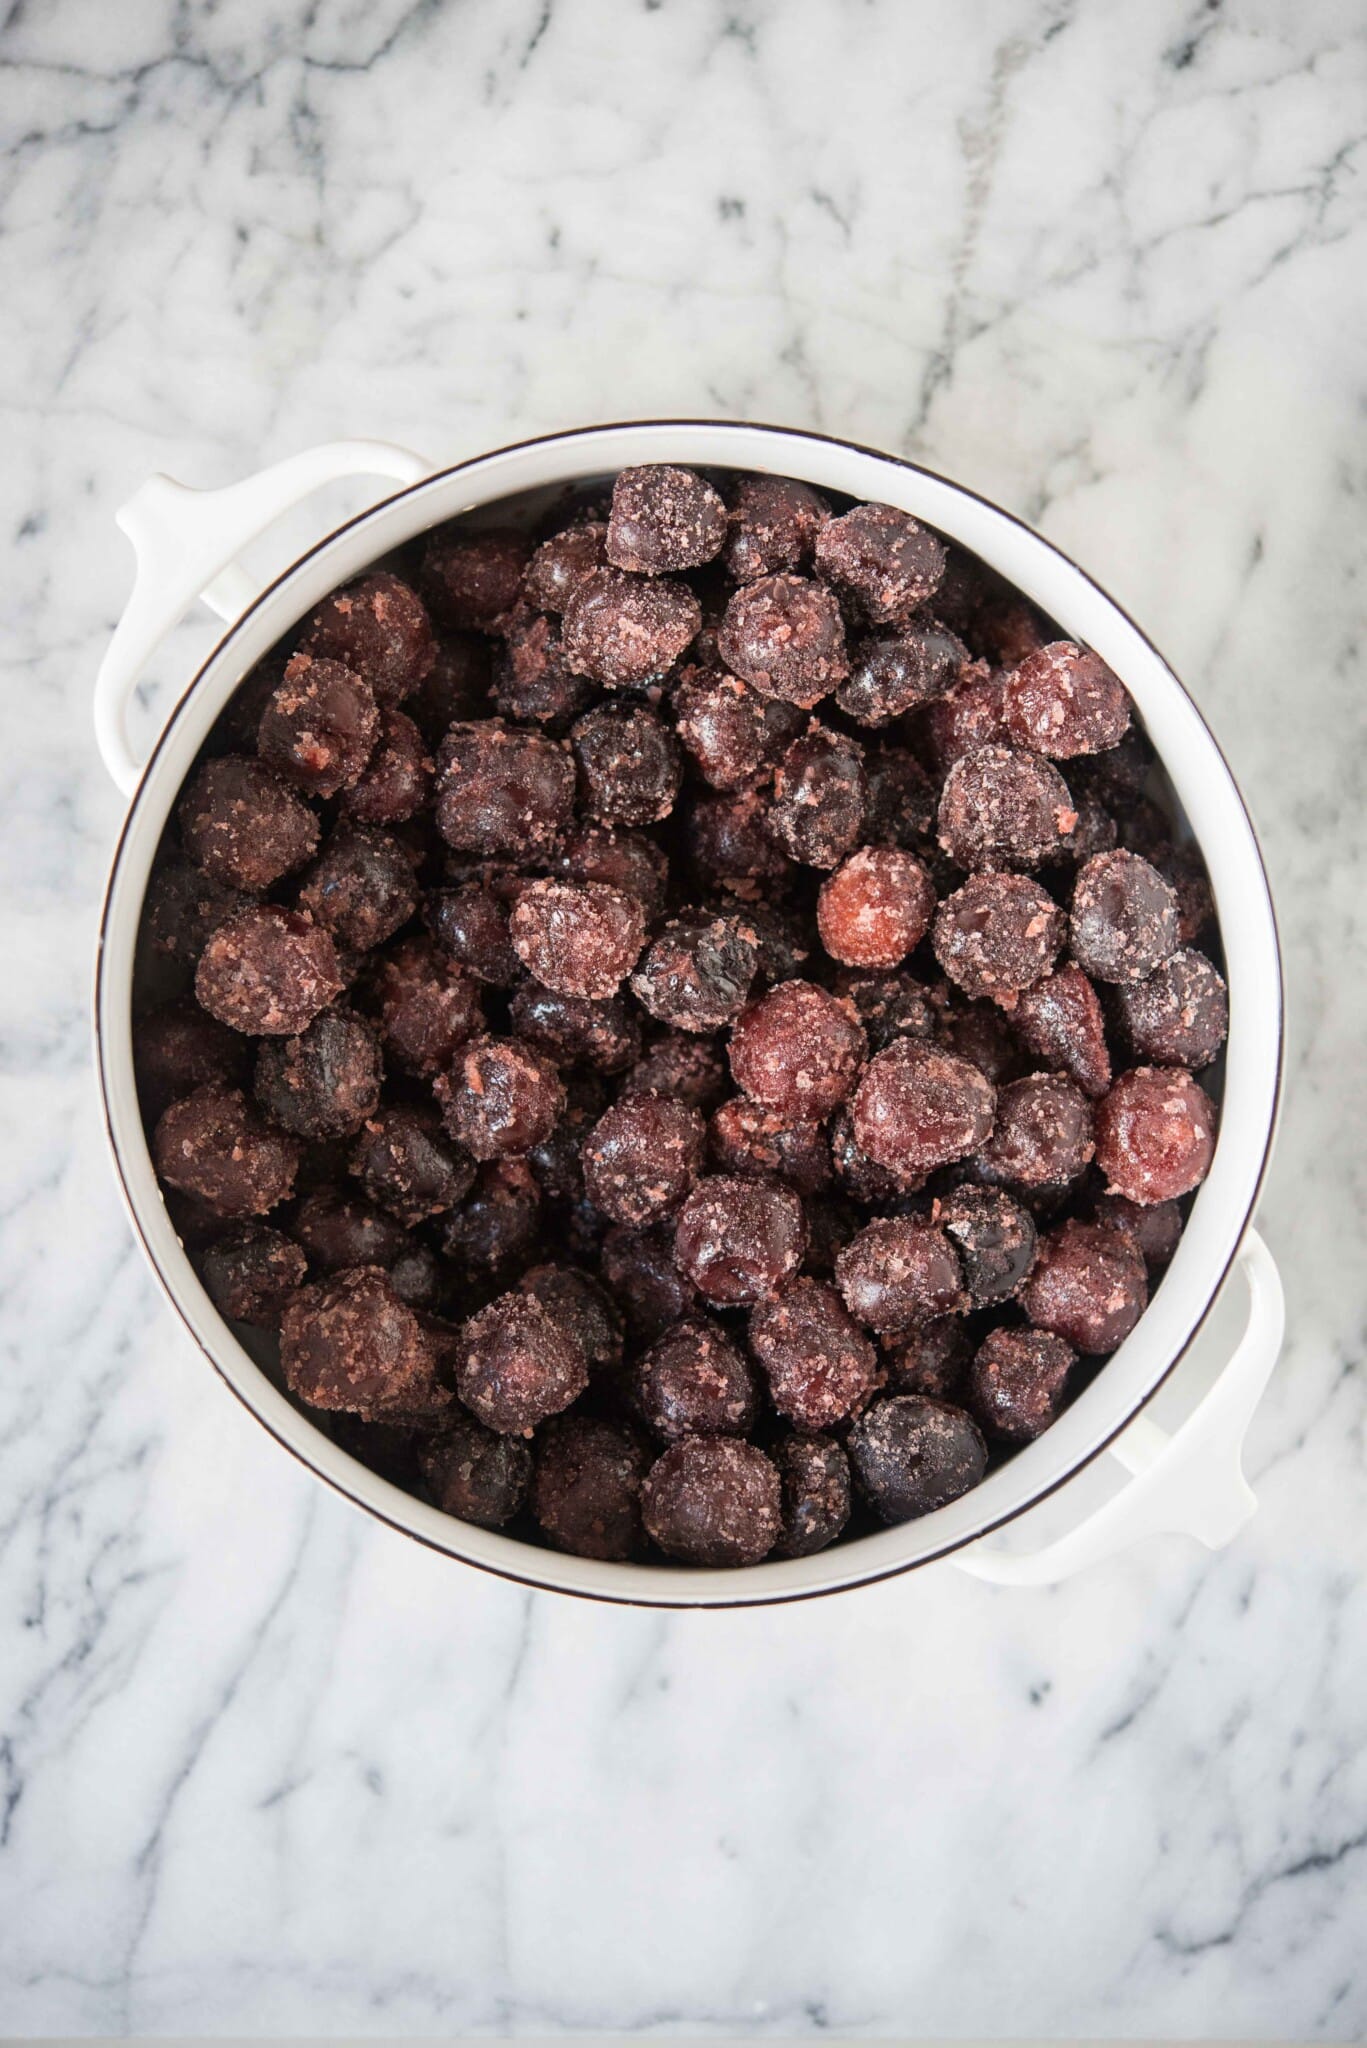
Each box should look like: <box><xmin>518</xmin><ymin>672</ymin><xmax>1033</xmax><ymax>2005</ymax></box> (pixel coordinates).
<box><xmin>93</xmin><ymin>440</ymin><xmax>432</xmax><ymax>795</ymax></box>
<box><xmin>954</xmin><ymin>1226</ymin><xmax>1283</xmax><ymax>1585</ymax></box>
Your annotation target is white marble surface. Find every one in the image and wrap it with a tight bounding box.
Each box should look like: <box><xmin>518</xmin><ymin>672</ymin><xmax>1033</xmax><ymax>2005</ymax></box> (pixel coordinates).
<box><xmin>2</xmin><ymin>0</ymin><xmax>1366</xmax><ymax>2036</ymax></box>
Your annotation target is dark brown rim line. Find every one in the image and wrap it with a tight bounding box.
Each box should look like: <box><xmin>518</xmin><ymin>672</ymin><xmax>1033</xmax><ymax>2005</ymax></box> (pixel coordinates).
<box><xmin>93</xmin><ymin>419</ymin><xmax>1286</xmax><ymax>1610</ymax></box>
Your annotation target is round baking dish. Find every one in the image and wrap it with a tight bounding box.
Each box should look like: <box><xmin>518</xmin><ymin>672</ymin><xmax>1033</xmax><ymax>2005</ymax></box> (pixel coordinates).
<box><xmin>93</xmin><ymin>423</ymin><xmax>1285</xmax><ymax>1606</ymax></box>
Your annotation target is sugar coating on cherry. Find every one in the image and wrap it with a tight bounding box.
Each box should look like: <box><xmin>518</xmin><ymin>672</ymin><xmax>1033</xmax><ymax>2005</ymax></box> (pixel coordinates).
<box><xmin>851</xmin><ymin>1039</ymin><xmax>996</xmax><ymax>1180</ymax></box>
<box><xmin>729</xmin><ymin>980</ymin><xmax>867</xmax><ymax>1121</ymax></box>
<box><xmin>1095</xmin><ymin>1065</ymin><xmax>1217</xmax><ymax>1204</ymax></box>
<box><xmin>673</xmin><ymin>1174</ymin><xmax>807</xmax><ymax>1306</ymax></box>
<box><xmin>818</xmin><ymin>847</ymin><xmax>936</xmax><ymax>969</ymax></box>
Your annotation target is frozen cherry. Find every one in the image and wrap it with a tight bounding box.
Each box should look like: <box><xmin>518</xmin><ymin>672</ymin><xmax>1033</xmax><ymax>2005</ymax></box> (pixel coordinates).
<box><xmin>208</xmin><ymin>656</ymin><xmax>285</xmax><ymax>757</ymax></box>
<box><xmin>1089</xmin><ymin>728</ymin><xmax>1158</xmax><ymax>804</ymax></box>
<box><xmin>835</xmin><ymin>1217</ymin><xmax>966</xmax><ymax>1335</ymax></box>
<box><xmin>716</xmin><ymin>574</ymin><xmax>848</xmax><ymax>707</ymax></box>
<box><xmin>525</xmin><ymin>1071</ymin><xmax>605</xmax><ymax>1206</ymax></box>
<box><xmin>834</xmin><ymin>971</ymin><xmax>937</xmax><ymax>1052</ymax></box>
<box><xmin>937</xmin><ymin>744</ymin><xmax>1077</xmax><ymax>870</ymax></box>
<box><xmin>1110</xmin><ymin>789</ymin><xmax>1178</xmax><ymax>866</ymax></box>
<box><xmin>933</xmin><ymin>874</ymin><xmax>1064</xmax><ymax>1002</ymax></box>
<box><xmin>750</xmin><ymin>1277</ymin><xmax>881</xmax><ymax>1430</ymax></box>
<box><xmin>492</xmin><ymin>605</ymin><xmax>593</xmax><ymax>728</ymax></box>
<box><xmin>562</xmin><ymin>567</ymin><xmax>700</xmax><ymax>687</ymax></box>
<box><xmin>723</xmin><ymin>474</ymin><xmax>830</xmax><ymax>581</ymax></box>
<box><xmin>828</xmin><ymin>1104</ymin><xmax>906</xmax><ymax>1204</ymax></box>
<box><xmin>1156</xmin><ymin>842</ymin><xmax>1216</xmax><ymax>946</ymax></box>
<box><xmin>1113</xmin><ymin>949</ymin><xmax>1228</xmax><ymax>1069</ymax></box>
<box><xmin>621</xmin><ymin>1032</ymin><xmax>729</xmax><ymax>1112</ymax></box>
<box><xmin>291</xmin><ymin>1186</ymin><xmax>408</xmax><ymax>1274</ymax></box>
<box><xmin>297</xmin><ymin>570</ymin><xmax>436</xmax><ymax>703</ymax></box>
<box><xmin>517</xmin><ymin>1264</ymin><xmax>624</xmax><ymax>1377</ymax></box>
<box><xmin>510</xmin><ymin>879</ymin><xmax>646</xmax><ymax>1000</ymax></box>
<box><xmin>607</xmin><ymin>464</ymin><xmax>727</xmax><ymax>573</ymax></box>
<box><xmin>709</xmin><ymin>1098</ymin><xmax>831</xmax><ymax>1197</ymax></box>
<box><xmin>142</xmin><ymin>858</ymin><xmax>250</xmax><ymax>966</ymax></box>
<box><xmin>729</xmin><ymin>980</ymin><xmax>866</xmax><ymax>1121</ymax></box>
<box><xmin>1094</xmin><ymin>1193</ymin><xmax>1183</xmax><ymax>1269</ymax></box>
<box><xmin>600</xmin><ymin>1225</ymin><xmax>696</xmax><ymax>1341</ymax></box>
<box><xmin>1003</xmin><ymin>641</ymin><xmax>1130</xmax><ymax>759</ymax></box>
<box><xmin>970</xmin><ymin>1327</ymin><xmax>1076</xmax><ymax>1442</ymax></box>
<box><xmin>434</xmin><ymin>1035</ymin><xmax>564</xmax><ymax>1160</ymax></box>
<box><xmin>134</xmin><ymin>997</ymin><xmax>248</xmax><ymax>1120</ymax></box>
<box><xmin>532</xmin><ymin>1415</ymin><xmax>649</xmax><ymax>1560</ymax></box>
<box><xmin>421</xmin><ymin>526</ymin><xmax>529</xmax><ymax>630</ymax></box>
<box><xmin>196</xmin><ymin>905</ymin><xmax>343</xmax><ymax>1037</ymax></box>
<box><xmin>524</xmin><ymin>520</ymin><xmax>608</xmax><ymax>613</ymax></box>
<box><xmin>642</xmin><ymin>1436</ymin><xmax>781</xmax><ymax>1567</ymax></box>
<box><xmin>672</xmin><ymin>666</ymin><xmax>774</xmax><ymax>790</ymax></box>
<box><xmin>884</xmin><ymin>1318</ymin><xmax>972</xmax><ymax>1401</ymax></box>
<box><xmin>686</xmin><ymin>788</ymin><xmax>795</xmax><ymax>901</ymax></box>
<box><xmin>363</xmin><ymin>800</ymin><xmax>428</xmax><ymax>873</ymax></box>
<box><xmin>735</xmin><ymin>900</ymin><xmax>811</xmax><ymax>983</ymax></box>
<box><xmin>1010</xmin><ymin>963</ymin><xmax>1112</xmax><ymax>1098</ymax></box>
<box><xmin>407</xmin><ymin>633</ymin><xmax>491</xmax><ymax>744</ymax></box>
<box><xmin>1024</xmin><ymin>1218</ymin><xmax>1148</xmax><ymax>1353</ymax></box>
<box><xmin>768</xmin><ymin>725</ymin><xmax>867</xmax><ymax>868</ymax></box>
<box><xmin>389</xmin><ymin>1247</ymin><xmax>443</xmax><ymax>1313</ymax></box>
<box><xmin>863</xmin><ymin>747</ymin><xmax>936</xmax><ymax>849</ymax></box>
<box><xmin>442</xmin><ymin>1159</ymin><xmax>541</xmax><ymax>1275</ymax></box>
<box><xmin>258</xmin><ymin>653</ymin><xmax>378</xmax><ymax>798</ymax></box>
<box><xmin>456</xmin><ymin>1291</ymin><xmax>588</xmax><ymax>1436</ymax></box>
<box><xmin>772</xmin><ymin>1434</ymin><xmax>851</xmax><ymax>1558</ymax></box>
<box><xmin>818</xmin><ymin>848</ymin><xmax>936</xmax><ymax>969</ymax></box>
<box><xmin>281</xmin><ymin>1266</ymin><xmax>447</xmax><ymax>1422</ymax></box>
<box><xmin>976</xmin><ymin>1073</ymin><xmax>1095</xmax><ymax>1191</ymax></box>
<box><xmin>1070</xmin><ymin>851</ymin><xmax>1180</xmax><ymax>984</ymax></box>
<box><xmin>201</xmin><ymin>1223</ymin><xmax>307</xmax><ymax>1327</ymax></box>
<box><xmin>421</xmin><ymin>1414</ymin><xmax>531</xmax><ymax>1528</ymax></box>
<box><xmin>253</xmin><ymin>1008</ymin><xmax>382</xmax><ymax>1139</ymax></box>
<box><xmin>370</xmin><ymin>936</ymin><xmax>483</xmax><ymax>1076</ymax></box>
<box><xmin>924</xmin><ymin>664</ymin><xmax>1008</xmax><ymax>772</ymax></box>
<box><xmin>847</xmin><ymin>1395</ymin><xmax>987</xmax><ymax>1524</ymax></box>
<box><xmin>975</xmin><ymin>593</ymin><xmax>1049</xmax><ymax>669</ymax></box>
<box><xmin>436</xmin><ymin>719</ymin><xmax>575</xmax><ymax>857</ymax></box>
<box><xmin>1095</xmin><ymin>1066</ymin><xmax>1217</xmax><ymax>1204</ymax></box>
<box><xmin>836</xmin><ymin>619</ymin><xmax>968</xmax><ymax>724</ymax></box>
<box><xmin>851</xmin><ymin>1039</ymin><xmax>996</xmax><ymax>1180</ymax></box>
<box><xmin>349</xmin><ymin>1102</ymin><xmax>474</xmax><ymax>1224</ymax></box>
<box><xmin>178</xmin><ymin>756</ymin><xmax>319</xmax><ymax>892</ymax></box>
<box><xmin>572</xmin><ymin>701</ymin><xmax>683</xmax><ymax>827</ymax></box>
<box><xmin>297</xmin><ymin>824</ymin><xmax>418</xmax><ymax>953</ymax></box>
<box><xmin>815</xmin><ymin>503</ymin><xmax>945</xmax><ymax>622</ymax></box>
<box><xmin>1058</xmin><ymin>787</ymin><xmax>1118</xmax><ymax>865</ymax></box>
<box><xmin>674</xmin><ymin>1175</ymin><xmax>806</xmax><ymax>1306</ymax></box>
<box><xmin>426</xmin><ymin>875</ymin><xmax>521</xmax><ymax>987</ymax></box>
<box><xmin>551</xmin><ymin>823</ymin><xmax>669</xmax><ymax>922</ymax></box>
<box><xmin>636</xmin><ymin>1317</ymin><xmax>758</xmax><ymax>1442</ymax></box>
<box><xmin>584</xmin><ymin>1096</ymin><xmax>706</xmax><ymax>1227</ymax></box>
<box><xmin>340</xmin><ymin>707</ymin><xmax>432</xmax><ymax>825</ymax></box>
<box><xmin>935</xmin><ymin>1185</ymin><xmax>1037</xmax><ymax>1305</ymax></box>
<box><xmin>920</xmin><ymin>547</ymin><xmax>989</xmax><ymax>641</ymax></box>
<box><xmin>937</xmin><ymin>1000</ymin><xmax>1025</xmax><ymax>1085</ymax></box>
<box><xmin>631</xmin><ymin>912</ymin><xmax>758</xmax><ymax>1034</ymax></box>
<box><xmin>509</xmin><ymin>982</ymin><xmax>641</xmax><ymax>1075</ymax></box>
<box><xmin>803</xmin><ymin>1193</ymin><xmax>860</xmax><ymax>1275</ymax></box>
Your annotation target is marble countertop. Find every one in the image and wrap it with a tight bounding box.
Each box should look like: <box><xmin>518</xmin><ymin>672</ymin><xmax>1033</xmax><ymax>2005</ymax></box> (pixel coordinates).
<box><xmin>3</xmin><ymin>0</ymin><xmax>1365</xmax><ymax>2037</ymax></box>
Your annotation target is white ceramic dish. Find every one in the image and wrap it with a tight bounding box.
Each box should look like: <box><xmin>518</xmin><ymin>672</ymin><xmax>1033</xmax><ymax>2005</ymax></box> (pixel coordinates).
<box><xmin>93</xmin><ymin>423</ymin><xmax>1285</xmax><ymax>1607</ymax></box>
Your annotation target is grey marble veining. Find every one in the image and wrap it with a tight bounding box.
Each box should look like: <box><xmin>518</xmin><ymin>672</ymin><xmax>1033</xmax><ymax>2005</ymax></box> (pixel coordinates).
<box><xmin>1</xmin><ymin>0</ymin><xmax>1365</xmax><ymax>2036</ymax></box>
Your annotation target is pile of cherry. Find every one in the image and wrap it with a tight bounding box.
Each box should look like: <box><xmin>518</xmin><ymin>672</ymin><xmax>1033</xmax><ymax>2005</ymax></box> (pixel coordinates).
<box><xmin>136</xmin><ymin>463</ymin><xmax>1225</xmax><ymax>1568</ymax></box>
